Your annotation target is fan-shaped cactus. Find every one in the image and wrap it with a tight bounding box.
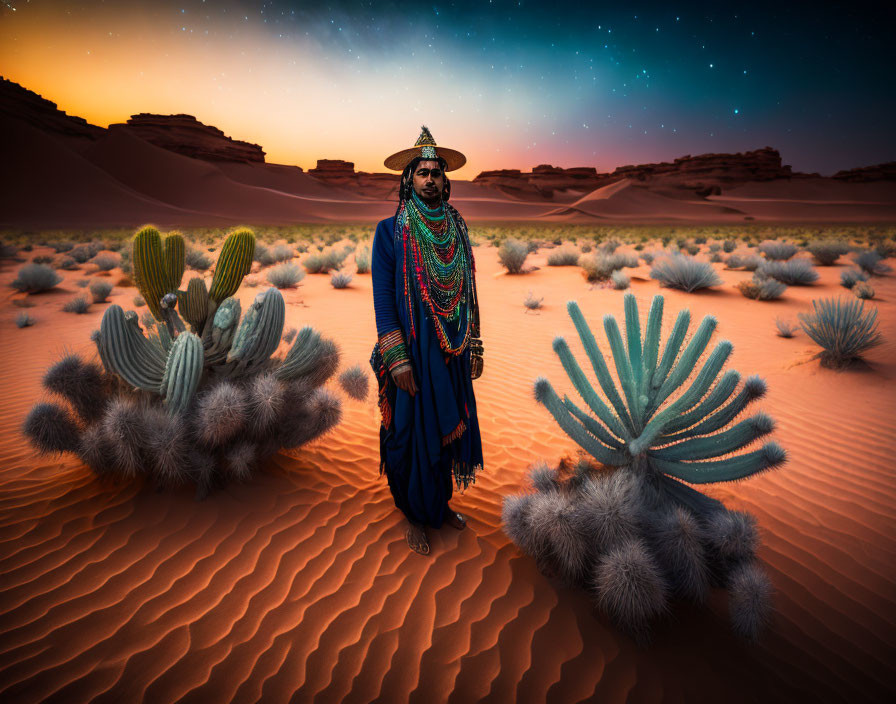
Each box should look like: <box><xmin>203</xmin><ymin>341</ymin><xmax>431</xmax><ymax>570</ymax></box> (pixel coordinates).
<box><xmin>209</xmin><ymin>227</ymin><xmax>255</xmax><ymax>303</ymax></box>
<box><xmin>534</xmin><ymin>293</ymin><xmax>785</xmax><ymax>509</ymax></box>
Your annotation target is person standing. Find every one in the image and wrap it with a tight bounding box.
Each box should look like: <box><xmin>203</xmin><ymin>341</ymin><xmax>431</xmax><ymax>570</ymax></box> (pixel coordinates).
<box><xmin>369</xmin><ymin>126</ymin><xmax>484</xmax><ymax>555</ymax></box>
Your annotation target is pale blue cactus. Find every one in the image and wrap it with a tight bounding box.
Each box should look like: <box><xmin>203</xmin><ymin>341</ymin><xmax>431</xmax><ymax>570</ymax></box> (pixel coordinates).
<box><xmin>534</xmin><ymin>293</ymin><xmax>785</xmax><ymax>510</ymax></box>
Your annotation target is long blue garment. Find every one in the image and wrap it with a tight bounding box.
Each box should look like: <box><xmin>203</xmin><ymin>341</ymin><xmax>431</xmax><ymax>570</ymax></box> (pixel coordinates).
<box><xmin>369</xmin><ymin>214</ymin><xmax>484</xmax><ymax>528</ymax></box>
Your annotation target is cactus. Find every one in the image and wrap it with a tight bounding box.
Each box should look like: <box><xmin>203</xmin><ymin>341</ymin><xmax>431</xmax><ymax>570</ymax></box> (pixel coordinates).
<box><xmin>133</xmin><ymin>227</ymin><xmax>186</xmax><ymax>319</ymax></box>
<box><xmin>160</xmin><ymin>331</ymin><xmax>204</xmax><ymax>415</ymax></box>
<box><xmin>163</xmin><ymin>231</ymin><xmax>186</xmax><ymax>292</ymax></box>
<box><xmin>202</xmin><ymin>296</ymin><xmax>241</xmax><ymax>366</ymax></box>
<box><xmin>99</xmin><ymin>304</ymin><xmax>167</xmax><ymax>391</ymax></box>
<box><xmin>177</xmin><ymin>276</ymin><xmax>210</xmax><ymax>333</ymax></box>
<box><xmin>209</xmin><ymin>228</ymin><xmax>255</xmax><ymax>303</ymax></box>
<box><xmin>225</xmin><ymin>287</ymin><xmax>286</xmax><ymax>374</ymax></box>
<box><xmin>534</xmin><ymin>293</ymin><xmax>786</xmax><ymax>504</ymax></box>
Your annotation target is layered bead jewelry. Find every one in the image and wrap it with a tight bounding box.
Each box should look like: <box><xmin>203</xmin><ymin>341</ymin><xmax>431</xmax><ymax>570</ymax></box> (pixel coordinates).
<box><xmin>399</xmin><ymin>191</ymin><xmax>473</xmax><ymax>356</ymax></box>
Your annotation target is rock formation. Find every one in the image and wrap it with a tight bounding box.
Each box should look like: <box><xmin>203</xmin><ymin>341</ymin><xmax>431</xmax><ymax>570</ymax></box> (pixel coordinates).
<box><xmin>108</xmin><ymin>113</ymin><xmax>267</xmax><ymax>164</ymax></box>
<box><xmin>474</xmin><ymin>147</ymin><xmax>799</xmax><ymax>198</ymax></box>
<box><xmin>0</xmin><ymin>75</ymin><xmax>104</xmax><ymax>142</ymax></box>
<box><xmin>832</xmin><ymin>162</ymin><xmax>896</xmax><ymax>182</ymax></box>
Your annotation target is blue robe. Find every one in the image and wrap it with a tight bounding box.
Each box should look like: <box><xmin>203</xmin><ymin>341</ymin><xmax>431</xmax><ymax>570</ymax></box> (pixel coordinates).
<box><xmin>369</xmin><ymin>214</ymin><xmax>484</xmax><ymax>528</ymax></box>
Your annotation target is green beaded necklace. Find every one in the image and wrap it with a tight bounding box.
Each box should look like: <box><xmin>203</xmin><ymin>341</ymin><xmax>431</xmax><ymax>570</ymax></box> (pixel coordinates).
<box><xmin>405</xmin><ymin>191</ymin><xmax>472</xmax><ymax>350</ymax></box>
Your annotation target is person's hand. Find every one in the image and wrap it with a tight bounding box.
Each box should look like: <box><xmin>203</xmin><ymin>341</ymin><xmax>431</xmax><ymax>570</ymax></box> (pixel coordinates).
<box><xmin>391</xmin><ymin>363</ymin><xmax>417</xmax><ymax>396</ymax></box>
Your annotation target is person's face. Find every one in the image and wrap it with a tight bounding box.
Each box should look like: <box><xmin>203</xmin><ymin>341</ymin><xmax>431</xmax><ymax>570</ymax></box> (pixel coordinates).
<box><xmin>412</xmin><ymin>160</ymin><xmax>445</xmax><ymax>205</ymax></box>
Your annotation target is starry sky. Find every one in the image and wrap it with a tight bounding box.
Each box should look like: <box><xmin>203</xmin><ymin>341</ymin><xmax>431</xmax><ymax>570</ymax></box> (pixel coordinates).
<box><xmin>1</xmin><ymin>0</ymin><xmax>894</xmax><ymax>179</ymax></box>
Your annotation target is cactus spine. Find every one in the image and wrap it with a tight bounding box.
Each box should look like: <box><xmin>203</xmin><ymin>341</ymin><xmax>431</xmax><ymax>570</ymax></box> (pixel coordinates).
<box><xmin>209</xmin><ymin>228</ymin><xmax>255</xmax><ymax>303</ymax></box>
<box><xmin>160</xmin><ymin>331</ymin><xmax>204</xmax><ymax>415</ymax></box>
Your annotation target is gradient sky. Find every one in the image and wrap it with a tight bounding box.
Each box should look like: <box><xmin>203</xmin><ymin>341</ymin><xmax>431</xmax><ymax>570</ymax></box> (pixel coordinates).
<box><xmin>2</xmin><ymin>0</ymin><xmax>894</xmax><ymax>179</ymax></box>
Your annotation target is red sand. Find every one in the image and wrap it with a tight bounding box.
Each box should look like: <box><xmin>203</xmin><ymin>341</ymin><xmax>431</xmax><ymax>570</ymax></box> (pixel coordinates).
<box><xmin>1</xmin><ymin>242</ymin><xmax>895</xmax><ymax>702</ymax></box>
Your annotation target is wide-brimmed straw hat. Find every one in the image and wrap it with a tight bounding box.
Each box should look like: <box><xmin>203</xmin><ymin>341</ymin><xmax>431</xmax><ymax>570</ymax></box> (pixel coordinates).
<box><xmin>384</xmin><ymin>125</ymin><xmax>466</xmax><ymax>172</ymax></box>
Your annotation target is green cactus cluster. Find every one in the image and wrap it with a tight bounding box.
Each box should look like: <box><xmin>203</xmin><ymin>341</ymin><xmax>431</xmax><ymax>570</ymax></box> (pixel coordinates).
<box><xmin>133</xmin><ymin>225</ymin><xmax>255</xmax><ymax>330</ymax></box>
<box><xmin>94</xmin><ymin>225</ymin><xmax>329</xmax><ymax>415</ymax></box>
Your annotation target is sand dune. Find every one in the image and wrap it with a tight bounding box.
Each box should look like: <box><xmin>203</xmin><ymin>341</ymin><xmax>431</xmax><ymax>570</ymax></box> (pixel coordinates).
<box><xmin>544</xmin><ymin>178</ymin><xmax>748</xmax><ymax>221</ymax></box>
<box><xmin>1</xmin><ymin>241</ymin><xmax>894</xmax><ymax>702</ymax></box>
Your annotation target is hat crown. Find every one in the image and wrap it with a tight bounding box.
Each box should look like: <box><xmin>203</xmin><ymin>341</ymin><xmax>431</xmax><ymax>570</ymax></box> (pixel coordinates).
<box><xmin>414</xmin><ymin>125</ymin><xmax>437</xmax><ymax>147</ymax></box>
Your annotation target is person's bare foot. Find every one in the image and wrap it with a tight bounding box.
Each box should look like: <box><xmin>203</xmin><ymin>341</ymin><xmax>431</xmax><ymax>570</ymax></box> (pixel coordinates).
<box><xmin>445</xmin><ymin>508</ymin><xmax>467</xmax><ymax>530</ymax></box>
<box><xmin>405</xmin><ymin>520</ymin><xmax>430</xmax><ymax>555</ymax></box>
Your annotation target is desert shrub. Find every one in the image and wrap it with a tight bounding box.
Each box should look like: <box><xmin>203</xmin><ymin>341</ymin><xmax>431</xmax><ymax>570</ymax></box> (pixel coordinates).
<box><xmin>580</xmin><ymin>253</ymin><xmax>638</xmax><ymax>282</ymax></box>
<box><xmin>722</xmin><ymin>239</ymin><xmax>737</xmax><ymax>253</ymax></box>
<box><xmin>610</xmin><ymin>270</ymin><xmax>630</xmax><ymax>290</ymax></box>
<box><xmin>873</xmin><ymin>239</ymin><xmax>896</xmax><ymax>258</ymax></box>
<box><xmin>580</xmin><ymin>242</ymin><xmax>593</xmax><ymax>254</ymax></box>
<box><xmin>548</xmin><ymin>246</ymin><xmax>582</xmax><ymax>266</ymax></box>
<box><xmin>261</xmin><ymin>244</ymin><xmax>295</xmax><ymax>266</ymax></box>
<box><xmin>526</xmin><ymin>240</ymin><xmax>541</xmax><ymax>254</ymax></box>
<box><xmin>524</xmin><ymin>291</ymin><xmax>544</xmax><ymax>310</ymax></box>
<box><xmin>798</xmin><ymin>297</ymin><xmax>882</xmax><ymax>368</ymax></box>
<box><xmin>91</xmin><ymin>253</ymin><xmax>120</xmax><ymax>271</ymax></box>
<box><xmin>640</xmin><ymin>251</ymin><xmax>654</xmax><ymax>265</ymax></box>
<box><xmin>853</xmin><ymin>250</ymin><xmax>892</xmax><ymax>276</ymax></box>
<box><xmin>650</xmin><ymin>255</ymin><xmax>722</xmax><ymax>292</ymax></box>
<box><xmin>736</xmin><ymin>276</ymin><xmax>786</xmax><ymax>301</ymax></box>
<box><xmin>133</xmin><ymin>295</ymin><xmax>145</xmax><ymax>307</ymax></box>
<box><xmin>267</xmin><ymin>262</ymin><xmax>305</xmax><ymax>288</ymax></box>
<box><xmin>498</xmin><ymin>238</ymin><xmax>530</xmax><ymax>274</ymax></box>
<box><xmin>48</xmin><ymin>241</ymin><xmax>74</xmax><ymax>253</ymax></box>
<box><xmin>16</xmin><ymin>311</ymin><xmax>35</xmax><ymax>328</ymax></box>
<box><xmin>775</xmin><ymin>318</ymin><xmax>797</xmax><ymax>338</ymax></box>
<box><xmin>338</xmin><ymin>364</ymin><xmax>369</xmax><ymax>400</ymax></box>
<box><xmin>76</xmin><ymin>278</ymin><xmax>90</xmax><ymax>288</ymax></box>
<box><xmin>508</xmin><ymin>294</ymin><xmax>783</xmax><ymax>643</ymax></box>
<box><xmin>32</xmin><ymin>255</ymin><xmax>54</xmax><ymax>265</ymax></box>
<box><xmin>69</xmin><ymin>243</ymin><xmax>102</xmax><ymax>263</ymax></box>
<box><xmin>806</xmin><ymin>240</ymin><xmax>849</xmax><ymax>266</ymax></box>
<box><xmin>682</xmin><ymin>243</ymin><xmax>700</xmax><ymax>256</ymax></box>
<box><xmin>600</xmin><ymin>239</ymin><xmax>622</xmax><ymax>254</ymax></box>
<box><xmin>709</xmin><ymin>252</ymin><xmax>723</xmax><ymax>263</ymax></box>
<box><xmin>89</xmin><ymin>280</ymin><xmax>113</xmax><ymax>303</ymax></box>
<box><xmin>725</xmin><ymin>254</ymin><xmax>762</xmax><ymax>271</ymax></box>
<box><xmin>253</xmin><ymin>242</ymin><xmax>269</xmax><ymax>264</ymax></box>
<box><xmin>758</xmin><ymin>240</ymin><xmax>797</xmax><ymax>261</ymax></box>
<box><xmin>694</xmin><ymin>236</ymin><xmax>707</xmax><ymax>245</ymax></box>
<box><xmin>282</xmin><ymin>327</ymin><xmax>298</xmax><ymax>343</ymax></box>
<box><xmin>355</xmin><ymin>245</ymin><xmax>371</xmax><ymax>274</ymax></box>
<box><xmin>756</xmin><ymin>259</ymin><xmax>819</xmax><ymax>285</ymax></box>
<box><xmin>12</xmin><ymin>263</ymin><xmax>63</xmax><ymax>292</ymax></box>
<box><xmin>853</xmin><ymin>281</ymin><xmax>875</xmax><ymax>299</ymax></box>
<box><xmin>840</xmin><ymin>269</ymin><xmax>869</xmax><ymax>288</ymax></box>
<box><xmin>330</xmin><ymin>271</ymin><xmax>353</xmax><ymax>288</ymax></box>
<box><xmin>303</xmin><ymin>247</ymin><xmax>348</xmax><ymax>274</ymax></box>
<box><xmin>185</xmin><ymin>248</ymin><xmax>212</xmax><ymax>271</ymax></box>
<box><xmin>62</xmin><ymin>296</ymin><xmax>90</xmax><ymax>314</ymax></box>
<box><xmin>708</xmin><ymin>243</ymin><xmax>721</xmax><ymax>253</ymax></box>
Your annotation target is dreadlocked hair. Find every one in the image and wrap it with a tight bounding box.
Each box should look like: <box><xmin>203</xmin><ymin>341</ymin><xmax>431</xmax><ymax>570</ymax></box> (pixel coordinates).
<box><xmin>394</xmin><ymin>156</ymin><xmax>451</xmax><ymax>219</ymax></box>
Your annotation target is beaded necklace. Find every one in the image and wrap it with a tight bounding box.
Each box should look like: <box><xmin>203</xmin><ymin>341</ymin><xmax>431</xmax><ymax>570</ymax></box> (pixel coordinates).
<box><xmin>398</xmin><ymin>191</ymin><xmax>473</xmax><ymax>355</ymax></box>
